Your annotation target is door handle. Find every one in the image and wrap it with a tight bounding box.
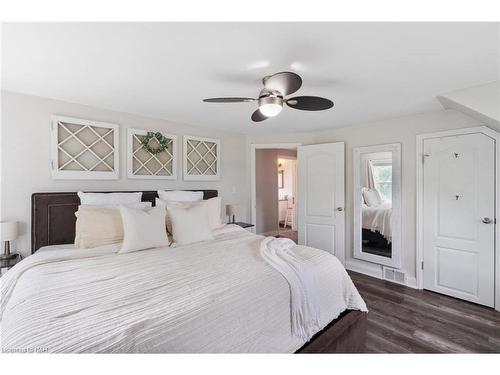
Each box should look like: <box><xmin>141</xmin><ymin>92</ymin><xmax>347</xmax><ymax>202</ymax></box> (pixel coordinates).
<box><xmin>482</xmin><ymin>217</ymin><xmax>493</xmax><ymax>224</ymax></box>
<box><xmin>336</xmin><ymin>207</ymin><xmax>343</xmax><ymax>212</ymax></box>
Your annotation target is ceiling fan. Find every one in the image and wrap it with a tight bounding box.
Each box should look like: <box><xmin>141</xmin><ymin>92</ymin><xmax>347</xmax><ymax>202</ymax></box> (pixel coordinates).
<box><xmin>203</xmin><ymin>71</ymin><xmax>334</xmax><ymax>122</ymax></box>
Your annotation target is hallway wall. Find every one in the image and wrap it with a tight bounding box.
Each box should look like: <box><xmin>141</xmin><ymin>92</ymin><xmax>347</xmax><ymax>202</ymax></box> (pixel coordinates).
<box><xmin>255</xmin><ymin>148</ymin><xmax>297</xmax><ymax>234</ymax></box>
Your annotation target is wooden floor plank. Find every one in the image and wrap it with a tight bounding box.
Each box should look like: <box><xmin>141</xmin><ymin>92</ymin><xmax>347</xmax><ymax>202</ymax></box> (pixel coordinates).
<box><xmin>348</xmin><ymin>271</ymin><xmax>500</xmax><ymax>353</ymax></box>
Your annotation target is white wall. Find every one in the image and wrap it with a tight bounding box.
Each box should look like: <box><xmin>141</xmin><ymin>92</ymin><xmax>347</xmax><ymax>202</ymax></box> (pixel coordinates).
<box><xmin>247</xmin><ymin>109</ymin><xmax>489</xmax><ymax>284</ymax></box>
<box><xmin>1</xmin><ymin>91</ymin><xmax>249</xmax><ymax>257</ymax></box>
<box><xmin>1</xmin><ymin>89</ymin><xmax>492</xmax><ymax>284</ymax></box>
<box><xmin>438</xmin><ymin>81</ymin><xmax>500</xmax><ymax>127</ymax></box>
<box><xmin>278</xmin><ymin>157</ymin><xmax>295</xmax><ymax>200</ymax></box>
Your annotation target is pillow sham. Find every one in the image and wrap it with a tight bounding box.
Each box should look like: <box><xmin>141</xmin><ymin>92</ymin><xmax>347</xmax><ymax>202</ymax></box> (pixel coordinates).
<box><xmin>157</xmin><ymin>190</ymin><xmax>203</xmax><ymax>202</ymax></box>
<box><xmin>79</xmin><ymin>202</ymin><xmax>152</xmax><ymax>210</ymax></box>
<box><xmin>362</xmin><ymin>188</ymin><xmax>382</xmax><ymax>207</ymax></box>
<box><xmin>168</xmin><ymin>203</ymin><xmax>214</xmax><ymax>245</ymax></box>
<box><xmin>156</xmin><ymin>197</ymin><xmax>223</xmax><ymax>232</ymax></box>
<box><xmin>119</xmin><ymin>206</ymin><xmax>169</xmax><ymax>253</ymax></box>
<box><xmin>75</xmin><ymin>207</ymin><xmax>124</xmax><ymax>249</ymax></box>
<box><xmin>204</xmin><ymin>196</ymin><xmax>223</xmax><ymax>229</ymax></box>
<box><xmin>155</xmin><ymin>199</ymin><xmax>187</xmax><ymax>234</ymax></box>
<box><xmin>78</xmin><ymin>191</ymin><xmax>142</xmax><ymax>206</ymax></box>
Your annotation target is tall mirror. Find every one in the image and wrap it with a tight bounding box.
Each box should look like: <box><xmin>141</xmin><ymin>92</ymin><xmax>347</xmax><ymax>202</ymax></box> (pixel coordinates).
<box><xmin>353</xmin><ymin>143</ymin><xmax>401</xmax><ymax>268</ymax></box>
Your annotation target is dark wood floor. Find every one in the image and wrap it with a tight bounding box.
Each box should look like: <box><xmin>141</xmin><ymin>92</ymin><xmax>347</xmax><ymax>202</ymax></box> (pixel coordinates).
<box><xmin>348</xmin><ymin>271</ymin><xmax>500</xmax><ymax>353</ymax></box>
<box><xmin>276</xmin><ymin>227</ymin><xmax>298</xmax><ymax>243</ymax></box>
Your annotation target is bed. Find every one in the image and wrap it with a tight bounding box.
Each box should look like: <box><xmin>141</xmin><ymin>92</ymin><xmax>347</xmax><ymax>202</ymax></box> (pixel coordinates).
<box><xmin>0</xmin><ymin>191</ymin><xmax>367</xmax><ymax>353</ymax></box>
<box><xmin>361</xmin><ymin>201</ymin><xmax>392</xmax><ymax>242</ymax></box>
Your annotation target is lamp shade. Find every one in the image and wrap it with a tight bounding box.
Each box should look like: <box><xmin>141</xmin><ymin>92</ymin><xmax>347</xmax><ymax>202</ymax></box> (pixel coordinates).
<box><xmin>225</xmin><ymin>204</ymin><xmax>235</xmax><ymax>217</ymax></box>
<box><xmin>0</xmin><ymin>221</ymin><xmax>18</xmax><ymax>241</ymax></box>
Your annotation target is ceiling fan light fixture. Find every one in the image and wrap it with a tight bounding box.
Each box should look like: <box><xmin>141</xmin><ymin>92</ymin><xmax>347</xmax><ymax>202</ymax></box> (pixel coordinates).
<box><xmin>202</xmin><ymin>71</ymin><xmax>334</xmax><ymax>123</ymax></box>
<box><xmin>258</xmin><ymin>96</ymin><xmax>283</xmax><ymax>117</ymax></box>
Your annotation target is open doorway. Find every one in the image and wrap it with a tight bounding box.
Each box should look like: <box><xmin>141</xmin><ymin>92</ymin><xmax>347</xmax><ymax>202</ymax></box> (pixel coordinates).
<box><xmin>251</xmin><ymin>144</ymin><xmax>299</xmax><ymax>243</ymax></box>
<box><xmin>277</xmin><ymin>156</ymin><xmax>297</xmax><ymax>241</ymax></box>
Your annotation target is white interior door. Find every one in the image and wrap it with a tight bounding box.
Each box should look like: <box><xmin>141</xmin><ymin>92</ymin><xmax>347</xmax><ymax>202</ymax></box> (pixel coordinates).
<box><xmin>423</xmin><ymin>133</ymin><xmax>495</xmax><ymax>307</ymax></box>
<box><xmin>298</xmin><ymin>142</ymin><xmax>345</xmax><ymax>263</ymax></box>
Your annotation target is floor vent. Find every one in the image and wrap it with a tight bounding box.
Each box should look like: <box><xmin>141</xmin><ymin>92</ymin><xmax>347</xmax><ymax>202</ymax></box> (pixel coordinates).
<box><xmin>383</xmin><ymin>267</ymin><xmax>406</xmax><ymax>285</ymax></box>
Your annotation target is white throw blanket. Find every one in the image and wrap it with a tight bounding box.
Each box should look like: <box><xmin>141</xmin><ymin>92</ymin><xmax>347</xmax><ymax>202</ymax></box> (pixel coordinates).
<box><xmin>1</xmin><ymin>226</ymin><xmax>366</xmax><ymax>353</ymax></box>
<box><xmin>362</xmin><ymin>201</ymin><xmax>392</xmax><ymax>242</ymax></box>
<box><xmin>260</xmin><ymin>237</ymin><xmax>321</xmax><ymax>341</ymax></box>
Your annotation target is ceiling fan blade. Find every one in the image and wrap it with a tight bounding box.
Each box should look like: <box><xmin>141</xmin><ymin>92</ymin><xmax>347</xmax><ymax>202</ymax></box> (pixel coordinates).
<box><xmin>251</xmin><ymin>109</ymin><xmax>269</xmax><ymax>122</ymax></box>
<box><xmin>263</xmin><ymin>72</ymin><xmax>302</xmax><ymax>96</ymax></box>
<box><xmin>203</xmin><ymin>97</ymin><xmax>256</xmax><ymax>103</ymax></box>
<box><xmin>286</xmin><ymin>96</ymin><xmax>334</xmax><ymax>111</ymax></box>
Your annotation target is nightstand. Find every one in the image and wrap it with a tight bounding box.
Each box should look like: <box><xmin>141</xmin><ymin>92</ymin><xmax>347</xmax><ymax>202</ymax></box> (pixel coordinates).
<box><xmin>0</xmin><ymin>253</ymin><xmax>21</xmax><ymax>275</ymax></box>
<box><xmin>233</xmin><ymin>222</ymin><xmax>256</xmax><ymax>234</ymax></box>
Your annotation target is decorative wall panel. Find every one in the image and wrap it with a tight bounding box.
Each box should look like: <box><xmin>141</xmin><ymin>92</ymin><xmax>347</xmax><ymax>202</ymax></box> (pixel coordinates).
<box><xmin>51</xmin><ymin>116</ymin><xmax>119</xmax><ymax>180</ymax></box>
<box><xmin>183</xmin><ymin>135</ymin><xmax>220</xmax><ymax>180</ymax></box>
<box><xmin>127</xmin><ymin>128</ymin><xmax>177</xmax><ymax>179</ymax></box>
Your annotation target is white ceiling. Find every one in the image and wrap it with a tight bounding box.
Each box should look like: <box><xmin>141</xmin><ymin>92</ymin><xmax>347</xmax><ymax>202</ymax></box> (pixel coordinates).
<box><xmin>2</xmin><ymin>22</ymin><xmax>499</xmax><ymax>134</ymax></box>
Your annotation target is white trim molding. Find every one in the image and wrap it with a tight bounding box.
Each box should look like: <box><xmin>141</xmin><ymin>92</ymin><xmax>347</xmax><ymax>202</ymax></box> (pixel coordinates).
<box><xmin>51</xmin><ymin>115</ymin><xmax>119</xmax><ymax>180</ymax></box>
<box><xmin>183</xmin><ymin>135</ymin><xmax>220</xmax><ymax>181</ymax></box>
<box><xmin>416</xmin><ymin>126</ymin><xmax>500</xmax><ymax>312</ymax></box>
<box><xmin>345</xmin><ymin>258</ymin><xmax>418</xmax><ymax>289</ymax></box>
<box><xmin>127</xmin><ymin>128</ymin><xmax>177</xmax><ymax>180</ymax></box>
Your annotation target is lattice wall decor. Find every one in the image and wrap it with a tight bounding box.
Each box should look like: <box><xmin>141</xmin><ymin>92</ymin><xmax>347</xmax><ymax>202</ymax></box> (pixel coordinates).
<box><xmin>51</xmin><ymin>116</ymin><xmax>119</xmax><ymax>180</ymax></box>
<box><xmin>127</xmin><ymin>128</ymin><xmax>177</xmax><ymax>179</ymax></box>
<box><xmin>183</xmin><ymin>135</ymin><xmax>221</xmax><ymax>181</ymax></box>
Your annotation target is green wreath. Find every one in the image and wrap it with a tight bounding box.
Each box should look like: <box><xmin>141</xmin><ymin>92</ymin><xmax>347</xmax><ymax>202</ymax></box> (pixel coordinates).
<box><xmin>141</xmin><ymin>132</ymin><xmax>170</xmax><ymax>155</ymax></box>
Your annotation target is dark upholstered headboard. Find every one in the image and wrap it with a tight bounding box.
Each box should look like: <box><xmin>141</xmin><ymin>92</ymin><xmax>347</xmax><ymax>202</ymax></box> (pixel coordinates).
<box><xmin>31</xmin><ymin>190</ymin><xmax>218</xmax><ymax>253</ymax></box>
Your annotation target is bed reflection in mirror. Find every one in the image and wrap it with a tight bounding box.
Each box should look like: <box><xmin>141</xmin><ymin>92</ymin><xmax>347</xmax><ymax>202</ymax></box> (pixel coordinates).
<box><xmin>353</xmin><ymin>144</ymin><xmax>401</xmax><ymax>268</ymax></box>
<box><xmin>360</xmin><ymin>152</ymin><xmax>392</xmax><ymax>258</ymax></box>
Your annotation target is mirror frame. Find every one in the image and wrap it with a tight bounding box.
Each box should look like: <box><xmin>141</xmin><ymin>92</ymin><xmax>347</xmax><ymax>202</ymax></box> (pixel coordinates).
<box><xmin>353</xmin><ymin>143</ymin><xmax>402</xmax><ymax>268</ymax></box>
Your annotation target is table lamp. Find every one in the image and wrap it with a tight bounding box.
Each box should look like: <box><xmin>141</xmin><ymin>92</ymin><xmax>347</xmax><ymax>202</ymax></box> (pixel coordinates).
<box><xmin>225</xmin><ymin>205</ymin><xmax>235</xmax><ymax>224</ymax></box>
<box><xmin>0</xmin><ymin>221</ymin><xmax>18</xmax><ymax>260</ymax></box>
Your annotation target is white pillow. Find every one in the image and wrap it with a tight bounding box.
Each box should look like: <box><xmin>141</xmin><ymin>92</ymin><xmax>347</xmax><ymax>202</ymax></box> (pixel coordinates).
<box><xmin>157</xmin><ymin>197</ymin><xmax>223</xmax><ymax>232</ymax></box>
<box><xmin>156</xmin><ymin>198</ymin><xmax>188</xmax><ymax>234</ymax></box>
<box><xmin>157</xmin><ymin>190</ymin><xmax>203</xmax><ymax>202</ymax></box>
<box><xmin>119</xmin><ymin>205</ymin><xmax>169</xmax><ymax>253</ymax></box>
<box><xmin>75</xmin><ymin>204</ymin><xmax>152</xmax><ymax>249</ymax></box>
<box><xmin>75</xmin><ymin>207</ymin><xmax>124</xmax><ymax>249</ymax></box>
<box><xmin>78</xmin><ymin>192</ymin><xmax>142</xmax><ymax>206</ymax></box>
<box><xmin>362</xmin><ymin>188</ymin><xmax>382</xmax><ymax>207</ymax></box>
<box><xmin>168</xmin><ymin>203</ymin><xmax>214</xmax><ymax>245</ymax></box>
<box><xmin>204</xmin><ymin>196</ymin><xmax>223</xmax><ymax>229</ymax></box>
<box><xmin>79</xmin><ymin>202</ymin><xmax>152</xmax><ymax>210</ymax></box>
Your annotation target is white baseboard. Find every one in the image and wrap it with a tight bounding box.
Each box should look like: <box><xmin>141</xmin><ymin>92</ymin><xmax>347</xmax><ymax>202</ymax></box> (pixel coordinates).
<box><xmin>406</xmin><ymin>276</ymin><xmax>418</xmax><ymax>289</ymax></box>
<box><xmin>345</xmin><ymin>258</ymin><xmax>383</xmax><ymax>279</ymax></box>
<box><xmin>345</xmin><ymin>258</ymin><xmax>419</xmax><ymax>289</ymax></box>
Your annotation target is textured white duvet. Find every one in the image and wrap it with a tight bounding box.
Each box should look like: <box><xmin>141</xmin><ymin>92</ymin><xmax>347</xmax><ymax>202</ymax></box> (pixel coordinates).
<box><xmin>1</xmin><ymin>225</ymin><xmax>366</xmax><ymax>353</ymax></box>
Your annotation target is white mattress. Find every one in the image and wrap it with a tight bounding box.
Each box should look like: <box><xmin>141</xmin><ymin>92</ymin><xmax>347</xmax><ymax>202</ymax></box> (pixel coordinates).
<box><xmin>1</xmin><ymin>225</ymin><xmax>366</xmax><ymax>353</ymax></box>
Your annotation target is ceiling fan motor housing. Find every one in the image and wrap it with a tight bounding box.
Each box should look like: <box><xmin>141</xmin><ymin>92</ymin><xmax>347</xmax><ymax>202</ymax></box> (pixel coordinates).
<box><xmin>258</xmin><ymin>95</ymin><xmax>283</xmax><ymax>108</ymax></box>
<box><xmin>258</xmin><ymin>94</ymin><xmax>284</xmax><ymax>117</ymax></box>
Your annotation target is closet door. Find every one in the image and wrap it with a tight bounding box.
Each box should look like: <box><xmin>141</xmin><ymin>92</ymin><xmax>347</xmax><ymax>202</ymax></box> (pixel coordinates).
<box><xmin>297</xmin><ymin>142</ymin><xmax>345</xmax><ymax>263</ymax></box>
<box><xmin>423</xmin><ymin>133</ymin><xmax>495</xmax><ymax>307</ymax></box>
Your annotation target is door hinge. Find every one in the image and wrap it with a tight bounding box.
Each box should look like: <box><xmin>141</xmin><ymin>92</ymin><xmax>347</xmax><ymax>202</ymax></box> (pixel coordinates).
<box><xmin>51</xmin><ymin>160</ymin><xmax>54</xmax><ymax>170</ymax></box>
<box><xmin>422</xmin><ymin>153</ymin><xmax>430</xmax><ymax>163</ymax></box>
<box><xmin>421</xmin><ymin>261</ymin><xmax>424</xmax><ymax>270</ymax></box>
